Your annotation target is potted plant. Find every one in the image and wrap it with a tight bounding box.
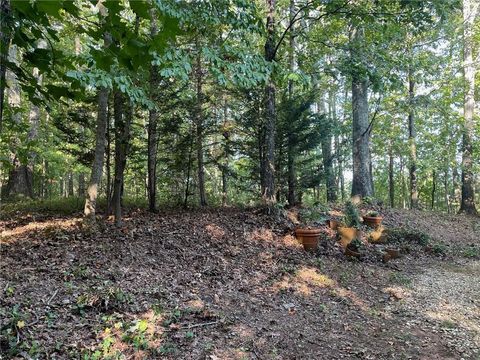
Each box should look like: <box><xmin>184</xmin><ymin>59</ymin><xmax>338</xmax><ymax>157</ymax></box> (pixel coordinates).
<box><xmin>337</xmin><ymin>201</ymin><xmax>362</xmax><ymax>249</ymax></box>
<box><xmin>345</xmin><ymin>238</ymin><xmax>362</xmax><ymax>258</ymax></box>
<box><xmin>363</xmin><ymin>210</ymin><xmax>383</xmax><ymax>228</ymax></box>
<box><xmin>326</xmin><ymin>218</ymin><xmax>341</xmax><ymax>230</ymax></box>
<box><xmin>295</xmin><ymin>208</ymin><xmax>325</xmax><ymax>252</ymax></box>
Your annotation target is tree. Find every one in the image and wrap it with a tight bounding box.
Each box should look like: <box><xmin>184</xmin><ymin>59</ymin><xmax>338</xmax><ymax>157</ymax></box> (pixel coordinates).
<box><xmin>459</xmin><ymin>0</ymin><xmax>478</xmax><ymax>215</ymax></box>
<box><xmin>407</xmin><ymin>66</ymin><xmax>419</xmax><ymax>209</ymax></box>
<box><xmin>84</xmin><ymin>17</ymin><xmax>111</xmax><ymax>222</ymax></box>
<box><xmin>147</xmin><ymin>11</ymin><xmax>160</xmax><ymax>212</ymax></box>
<box><xmin>263</xmin><ymin>0</ymin><xmax>277</xmax><ymax>206</ymax></box>
<box><xmin>350</xmin><ymin>24</ymin><xmax>374</xmax><ymax>199</ymax></box>
<box><xmin>0</xmin><ymin>0</ymin><xmax>11</xmax><ymax>134</ymax></box>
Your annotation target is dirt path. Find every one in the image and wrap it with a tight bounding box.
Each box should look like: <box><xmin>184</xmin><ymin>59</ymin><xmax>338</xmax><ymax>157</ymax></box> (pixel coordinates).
<box><xmin>390</xmin><ymin>260</ymin><xmax>480</xmax><ymax>358</ymax></box>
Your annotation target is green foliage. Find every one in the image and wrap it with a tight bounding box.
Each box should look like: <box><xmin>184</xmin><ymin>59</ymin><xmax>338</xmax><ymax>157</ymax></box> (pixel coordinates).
<box><xmin>298</xmin><ymin>206</ymin><xmax>328</xmax><ymax>226</ymax></box>
<box><xmin>74</xmin><ymin>286</ymin><xmax>131</xmax><ymax>315</ymax></box>
<box><xmin>387</xmin><ymin>227</ymin><xmax>431</xmax><ymax>246</ymax></box>
<box><xmin>343</xmin><ymin>201</ymin><xmax>362</xmax><ymax>229</ymax></box>
<box><xmin>389</xmin><ymin>272</ymin><xmax>412</xmax><ymax>287</ymax></box>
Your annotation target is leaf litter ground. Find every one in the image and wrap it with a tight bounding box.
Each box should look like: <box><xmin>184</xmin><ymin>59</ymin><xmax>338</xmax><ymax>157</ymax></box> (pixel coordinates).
<box><xmin>1</xmin><ymin>207</ymin><xmax>479</xmax><ymax>359</ymax></box>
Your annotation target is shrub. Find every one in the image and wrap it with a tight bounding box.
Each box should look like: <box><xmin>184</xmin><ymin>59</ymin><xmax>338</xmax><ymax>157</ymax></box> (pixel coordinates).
<box><xmin>343</xmin><ymin>201</ymin><xmax>361</xmax><ymax>228</ymax></box>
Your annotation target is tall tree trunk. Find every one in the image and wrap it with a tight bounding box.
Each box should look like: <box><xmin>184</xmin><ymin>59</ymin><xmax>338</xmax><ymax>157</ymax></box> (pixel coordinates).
<box><xmin>112</xmin><ymin>92</ymin><xmax>133</xmax><ymax>227</ymax></box>
<box><xmin>106</xmin><ymin>99</ymin><xmax>112</xmax><ymax>214</ymax></box>
<box><xmin>78</xmin><ymin>173</ymin><xmax>85</xmax><ymax>197</ymax></box>
<box><xmin>350</xmin><ymin>26</ymin><xmax>373</xmax><ymax>199</ymax></box>
<box><xmin>147</xmin><ymin>11</ymin><xmax>159</xmax><ymax>212</ymax></box>
<box><xmin>259</xmin><ymin>127</ymin><xmax>266</xmax><ymax>195</ymax></box>
<box><xmin>3</xmin><ymin>157</ymin><xmax>33</xmax><ymax>198</ymax></box>
<box><xmin>431</xmin><ymin>169</ymin><xmax>436</xmax><ymax>210</ymax></box>
<box><xmin>68</xmin><ymin>172</ymin><xmax>74</xmax><ymax>197</ymax></box>
<box><xmin>389</xmin><ymin>142</ymin><xmax>395</xmax><ymax>207</ymax></box>
<box><xmin>408</xmin><ymin>68</ymin><xmax>419</xmax><ymax>209</ymax></box>
<box><xmin>84</xmin><ymin>85</ymin><xmax>109</xmax><ymax>221</ymax></box>
<box><xmin>400</xmin><ymin>155</ymin><xmax>407</xmax><ymax>209</ymax></box>
<box><xmin>84</xmin><ymin>16</ymin><xmax>111</xmax><ymax>221</ymax></box>
<box><xmin>286</xmin><ymin>0</ymin><xmax>296</xmax><ymax>207</ymax></box>
<box><xmin>221</xmin><ymin>95</ymin><xmax>229</xmax><ymax>206</ymax></box>
<box><xmin>452</xmin><ymin>164</ymin><xmax>460</xmax><ymax>210</ymax></box>
<box><xmin>325</xmin><ymin>89</ymin><xmax>338</xmax><ymax>202</ymax></box>
<box><xmin>263</xmin><ymin>0</ymin><xmax>276</xmax><ymax>206</ymax></box>
<box><xmin>195</xmin><ymin>42</ymin><xmax>207</xmax><ymax>207</ymax></box>
<box><xmin>444</xmin><ymin>168</ymin><xmax>450</xmax><ymax>213</ymax></box>
<box><xmin>0</xmin><ymin>0</ymin><xmax>11</xmax><ymax>134</ymax></box>
<box><xmin>459</xmin><ymin>0</ymin><xmax>478</xmax><ymax>214</ymax></box>
<box><xmin>184</xmin><ymin>125</ymin><xmax>195</xmax><ymax>208</ymax></box>
<box><xmin>351</xmin><ymin>27</ymin><xmax>373</xmax><ymax>198</ymax></box>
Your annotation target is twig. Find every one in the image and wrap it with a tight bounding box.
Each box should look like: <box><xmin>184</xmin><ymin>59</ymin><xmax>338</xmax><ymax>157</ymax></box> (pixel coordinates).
<box><xmin>46</xmin><ymin>289</ymin><xmax>59</xmax><ymax>305</ymax></box>
<box><xmin>182</xmin><ymin>320</ymin><xmax>219</xmax><ymax>329</ymax></box>
<box><xmin>251</xmin><ymin>341</ymin><xmax>263</xmax><ymax>360</ymax></box>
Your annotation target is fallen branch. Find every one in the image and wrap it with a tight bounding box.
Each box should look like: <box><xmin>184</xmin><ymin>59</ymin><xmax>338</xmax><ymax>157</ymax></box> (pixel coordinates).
<box><xmin>46</xmin><ymin>289</ymin><xmax>59</xmax><ymax>305</ymax></box>
<box><xmin>183</xmin><ymin>320</ymin><xmax>219</xmax><ymax>329</ymax></box>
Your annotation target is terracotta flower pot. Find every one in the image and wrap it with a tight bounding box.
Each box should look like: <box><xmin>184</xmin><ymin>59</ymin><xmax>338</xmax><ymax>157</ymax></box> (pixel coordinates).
<box><xmin>295</xmin><ymin>228</ymin><xmax>322</xmax><ymax>252</ymax></box>
<box><xmin>337</xmin><ymin>227</ymin><xmax>361</xmax><ymax>249</ymax></box>
<box><xmin>368</xmin><ymin>226</ymin><xmax>387</xmax><ymax>244</ymax></box>
<box><xmin>345</xmin><ymin>247</ymin><xmax>361</xmax><ymax>258</ymax></box>
<box><xmin>327</xmin><ymin>219</ymin><xmax>340</xmax><ymax>230</ymax></box>
<box><xmin>385</xmin><ymin>248</ymin><xmax>401</xmax><ymax>259</ymax></box>
<box><xmin>363</xmin><ymin>216</ymin><xmax>383</xmax><ymax>228</ymax></box>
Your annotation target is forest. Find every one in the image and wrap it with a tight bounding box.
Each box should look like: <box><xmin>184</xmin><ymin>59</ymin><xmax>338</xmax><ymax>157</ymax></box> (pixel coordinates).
<box><xmin>0</xmin><ymin>0</ymin><xmax>479</xmax><ymax>359</ymax></box>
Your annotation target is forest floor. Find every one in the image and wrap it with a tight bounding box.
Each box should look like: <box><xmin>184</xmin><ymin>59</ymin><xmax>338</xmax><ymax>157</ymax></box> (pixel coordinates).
<box><xmin>1</xmin><ymin>206</ymin><xmax>480</xmax><ymax>359</ymax></box>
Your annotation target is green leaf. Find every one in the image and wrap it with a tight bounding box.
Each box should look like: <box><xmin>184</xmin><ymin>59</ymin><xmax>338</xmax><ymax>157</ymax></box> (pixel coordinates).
<box><xmin>24</xmin><ymin>48</ymin><xmax>52</xmax><ymax>72</ymax></box>
<box><xmin>129</xmin><ymin>0</ymin><xmax>150</xmax><ymax>18</ymax></box>
<box><xmin>11</xmin><ymin>0</ymin><xmax>35</xmax><ymax>16</ymax></box>
<box><xmin>36</xmin><ymin>1</ymin><xmax>64</xmax><ymax>19</ymax></box>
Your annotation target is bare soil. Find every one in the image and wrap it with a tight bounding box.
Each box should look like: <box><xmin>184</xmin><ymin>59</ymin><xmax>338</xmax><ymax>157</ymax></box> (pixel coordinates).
<box><xmin>1</xmin><ymin>208</ymin><xmax>479</xmax><ymax>359</ymax></box>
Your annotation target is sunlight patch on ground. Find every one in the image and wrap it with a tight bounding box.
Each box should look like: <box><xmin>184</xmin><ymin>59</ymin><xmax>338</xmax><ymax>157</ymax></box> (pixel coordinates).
<box><xmin>205</xmin><ymin>223</ymin><xmax>226</xmax><ymax>239</ymax></box>
<box><xmin>247</xmin><ymin>227</ymin><xmax>275</xmax><ymax>243</ymax></box>
<box><xmin>84</xmin><ymin>310</ymin><xmax>166</xmax><ymax>358</ymax></box>
<box><xmin>0</xmin><ymin>218</ymin><xmax>80</xmax><ymax>244</ymax></box>
<box><xmin>271</xmin><ymin>266</ymin><xmax>370</xmax><ymax>312</ymax></box>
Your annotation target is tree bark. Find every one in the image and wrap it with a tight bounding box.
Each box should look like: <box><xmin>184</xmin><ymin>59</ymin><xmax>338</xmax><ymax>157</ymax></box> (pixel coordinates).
<box><xmin>444</xmin><ymin>168</ymin><xmax>450</xmax><ymax>213</ymax></box>
<box><xmin>351</xmin><ymin>28</ymin><xmax>373</xmax><ymax>198</ymax></box>
<box><xmin>221</xmin><ymin>96</ymin><xmax>229</xmax><ymax>206</ymax></box>
<box><xmin>84</xmin><ymin>17</ymin><xmax>111</xmax><ymax>221</ymax></box>
<box><xmin>350</xmin><ymin>26</ymin><xmax>373</xmax><ymax>199</ymax></box>
<box><xmin>286</xmin><ymin>0</ymin><xmax>296</xmax><ymax>207</ymax></box>
<box><xmin>389</xmin><ymin>142</ymin><xmax>395</xmax><ymax>207</ymax></box>
<box><xmin>0</xmin><ymin>0</ymin><xmax>11</xmax><ymax>134</ymax></box>
<box><xmin>68</xmin><ymin>172</ymin><xmax>74</xmax><ymax>197</ymax></box>
<box><xmin>431</xmin><ymin>169</ymin><xmax>436</xmax><ymax>210</ymax></box>
<box><xmin>459</xmin><ymin>0</ymin><xmax>478</xmax><ymax>214</ymax></box>
<box><xmin>112</xmin><ymin>91</ymin><xmax>132</xmax><ymax>227</ymax></box>
<box><xmin>195</xmin><ymin>42</ymin><xmax>207</xmax><ymax>207</ymax></box>
<box><xmin>400</xmin><ymin>155</ymin><xmax>407</xmax><ymax>209</ymax></box>
<box><xmin>78</xmin><ymin>173</ymin><xmax>85</xmax><ymax>197</ymax></box>
<box><xmin>106</xmin><ymin>98</ymin><xmax>112</xmax><ymax>214</ymax></box>
<box><xmin>263</xmin><ymin>0</ymin><xmax>276</xmax><ymax>206</ymax></box>
<box><xmin>325</xmin><ymin>89</ymin><xmax>338</xmax><ymax>202</ymax></box>
<box><xmin>408</xmin><ymin>68</ymin><xmax>419</xmax><ymax>209</ymax></box>
<box><xmin>84</xmin><ymin>84</ymin><xmax>109</xmax><ymax>221</ymax></box>
<box><xmin>147</xmin><ymin>11</ymin><xmax>159</xmax><ymax>212</ymax></box>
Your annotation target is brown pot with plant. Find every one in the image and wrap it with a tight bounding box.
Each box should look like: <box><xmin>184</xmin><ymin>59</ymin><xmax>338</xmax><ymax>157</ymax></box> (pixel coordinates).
<box><xmin>345</xmin><ymin>238</ymin><xmax>363</xmax><ymax>258</ymax></box>
<box><xmin>363</xmin><ymin>211</ymin><xmax>383</xmax><ymax>228</ymax></box>
<box><xmin>295</xmin><ymin>207</ymin><xmax>327</xmax><ymax>252</ymax></box>
<box><xmin>337</xmin><ymin>201</ymin><xmax>363</xmax><ymax>250</ymax></box>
